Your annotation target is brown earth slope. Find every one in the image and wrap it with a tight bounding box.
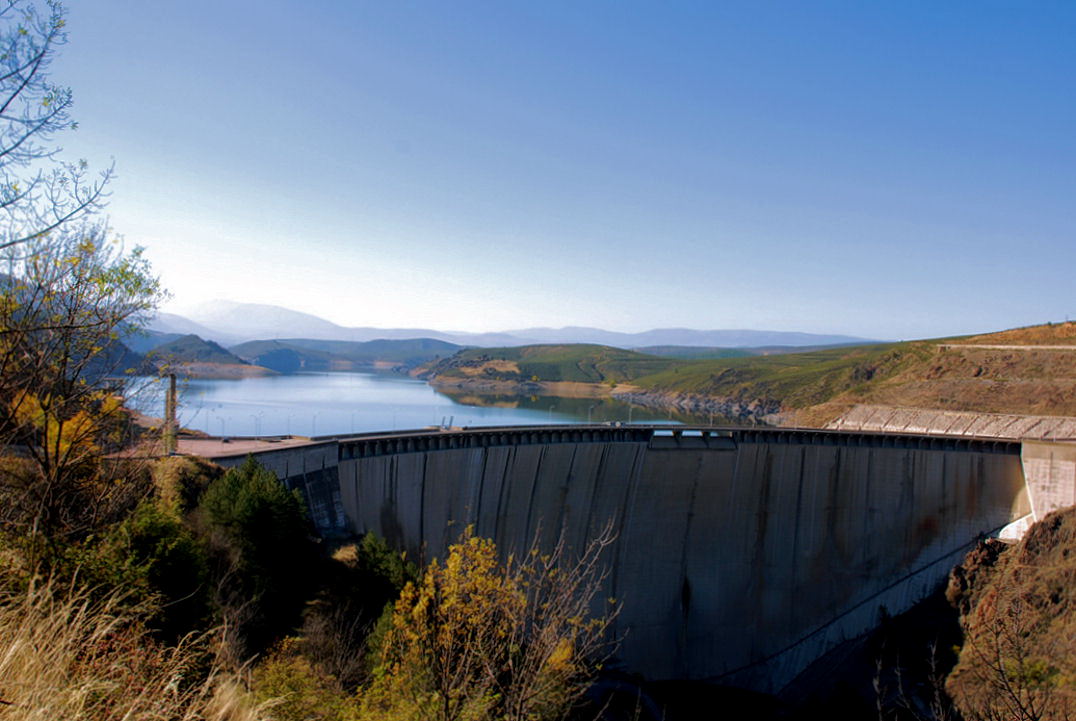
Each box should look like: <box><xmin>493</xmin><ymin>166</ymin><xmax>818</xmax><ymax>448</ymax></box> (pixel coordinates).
<box><xmin>831</xmin><ymin>344</ymin><xmax>1076</xmax><ymax>416</ymax></box>
<box><xmin>945</xmin><ymin>507</ymin><xmax>1076</xmax><ymax>720</ymax></box>
<box><xmin>629</xmin><ymin>322</ymin><xmax>1076</xmax><ymax>426</ymax></box>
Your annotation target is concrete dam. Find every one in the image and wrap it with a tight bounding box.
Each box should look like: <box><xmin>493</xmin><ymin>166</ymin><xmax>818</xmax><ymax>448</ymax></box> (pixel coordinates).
<box><xmin>204</xmin><ymin>424</ymin><xmax>1049</xmax><ymax>692</ymax></box>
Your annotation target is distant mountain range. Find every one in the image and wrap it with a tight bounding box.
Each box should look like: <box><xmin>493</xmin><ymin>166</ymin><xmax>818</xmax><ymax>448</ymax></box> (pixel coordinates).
<box><xmin>149</xmin><ymin>300</ymin><xmax>882</xmax><ymax>350</ymax></box>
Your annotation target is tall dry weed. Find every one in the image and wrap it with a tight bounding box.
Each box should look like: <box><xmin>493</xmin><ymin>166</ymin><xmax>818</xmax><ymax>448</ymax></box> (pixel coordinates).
<box><xmin>0</xmin><ymin>575</ymin><xmax>272</xmax><ymax>721</ymax></box>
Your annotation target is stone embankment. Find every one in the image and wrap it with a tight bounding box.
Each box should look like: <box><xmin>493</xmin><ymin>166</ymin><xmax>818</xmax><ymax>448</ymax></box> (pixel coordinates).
<box><xmin>828</xmin><ymin>404</ymin><xmax>1076</xmax><ymax>440</ymax></box>
<box><xmin>612</xmin><ymin>389</ymin><xmax>781</xmax><ymax>422</ymax></box>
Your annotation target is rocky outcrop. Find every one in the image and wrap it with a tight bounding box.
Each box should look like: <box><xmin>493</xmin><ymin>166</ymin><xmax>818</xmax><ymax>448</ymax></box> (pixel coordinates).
<box><xmin>611</xmin><ymin>389</ymin><xmax>781</xmax><ymax>422</ymax></box>
<box><xmin>945</xmin><ymin>507</ymin><xmax>1076</xmax><ymax>720</ymax></box>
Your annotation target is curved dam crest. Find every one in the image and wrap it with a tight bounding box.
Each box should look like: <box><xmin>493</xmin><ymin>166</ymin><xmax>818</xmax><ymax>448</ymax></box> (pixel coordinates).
<box><xmin>325</xmin><ymin>426</ymin><xmax>1029</xmax><ymax>692</ymax></box>
<box><xmin>195</xmin><ymin>425</ymin><xmax>1043</xmax><ymax>691</ymax></box>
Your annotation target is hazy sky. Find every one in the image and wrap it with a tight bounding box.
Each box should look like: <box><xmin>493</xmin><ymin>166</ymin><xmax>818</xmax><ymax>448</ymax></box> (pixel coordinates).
<box><xmin>48</xmin><ymin>1</ymin><xmax>1076</xmax><ymax>338</ymax></box>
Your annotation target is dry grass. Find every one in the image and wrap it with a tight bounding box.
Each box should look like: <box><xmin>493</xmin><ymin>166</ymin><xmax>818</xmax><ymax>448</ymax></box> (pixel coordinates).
<box><xmin>0</xmin><ymin>575</ymin><xmax>273</xmax><ymax>721</ymax></box>
<box><xmin>958</xmin><ymin>321</ymin><xmax>1076</xmax><ymax>346</ymax></box>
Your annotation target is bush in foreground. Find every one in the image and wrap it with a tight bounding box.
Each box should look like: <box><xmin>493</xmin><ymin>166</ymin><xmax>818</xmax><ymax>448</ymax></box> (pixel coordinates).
<box><xmin>360</xmin><ymin>526</ymin><xmax>616</xmax><ymax>721</ymax></box>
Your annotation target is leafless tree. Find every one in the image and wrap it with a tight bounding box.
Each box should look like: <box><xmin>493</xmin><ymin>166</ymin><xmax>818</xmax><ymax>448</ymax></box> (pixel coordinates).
<box><xmin>0</xmin><ymin>0</ymin><xmax>112</xmax><ymax>252</ymax></box>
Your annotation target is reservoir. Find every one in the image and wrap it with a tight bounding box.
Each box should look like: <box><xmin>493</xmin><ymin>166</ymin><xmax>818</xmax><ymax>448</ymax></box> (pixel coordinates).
<box><xmin>131</xmin><ymin>371</ymin><xmax>711</xmax><ymax>436</ymax></box>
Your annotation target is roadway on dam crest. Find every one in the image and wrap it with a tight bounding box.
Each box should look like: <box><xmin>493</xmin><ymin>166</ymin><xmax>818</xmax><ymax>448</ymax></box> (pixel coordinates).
<box><xmin>189</xmin><ymin>424</ymin><xmax>1062</xmax><ymax>692</ymax></box>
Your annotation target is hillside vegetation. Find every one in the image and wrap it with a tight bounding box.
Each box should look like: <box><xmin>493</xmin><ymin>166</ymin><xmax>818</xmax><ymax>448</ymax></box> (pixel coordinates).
<box><xmin>418</xmin><ymin>344</ymin><xmax>684</xmax><ymax>385</ymax></box>
<box><xmin>631</xmin><ymin>342</ymin><xmax>923</xmax><ymax>408</ymax></box>
<box><xmin>630</xmin><ymin>323</ymin><xmax>1076</xmax><ymax>422</ymax></box>
<box><xmin>147</xmin><ymin>334</ymin><xmax>275</xmax><ymax>379</ymax></box>
<box><xmin>951</xmin><ymin>320</ymin><xmax>1076</xmax><ymax>346</ymax></box>
<box><xmin>421</xmin><ymin>322</ymin><xmax>1076</xmax><ymax>424</ymax></box>
<box><xmin>945</xmin><ymin>506</ymin><xmax>1076</xmax><ymax>720</ymax></box>
<box><xmin>634</xmin><ymin>345</ymin><xmax>755</xmax><ymax>360</ymax></box>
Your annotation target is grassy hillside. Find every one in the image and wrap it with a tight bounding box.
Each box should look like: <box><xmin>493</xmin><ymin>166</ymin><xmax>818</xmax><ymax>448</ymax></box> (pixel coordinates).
<box><xmin>951</xmin><ymin>319</ymin><xmax>1076</xmax><ymax>346</ymax></box>
<box><xmin>420</xmin><ymin>344</ymin><xmax>683</xmax><ymax>384</ymax></box>
<box><xmin>631</xmin><ymin>342</ymin><xmax>926</xmax><ymax>408</ymax></box>
<box><xmin>629</xmin><ymin>321</ymin><xmax>1076</xmax><ymax>422</ymax></box>
<box><xmin>634</xmin><ymin>345</ymin><xmax>755</xmax><ymax>360</ymax></box>
<box><xmin>420</xmin><ymin>322</ymin><xmax>1076</xmax><ymax>423</ymax></box>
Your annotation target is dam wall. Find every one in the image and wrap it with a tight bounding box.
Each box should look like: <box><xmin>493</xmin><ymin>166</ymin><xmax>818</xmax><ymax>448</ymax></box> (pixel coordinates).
<box><xmin>336</xmin><ymin>426</ymin><xmax>1029</xmax><ymax>693</ymax></box>
<box><xmin>1022</xmin><ymin>440</ymin><xmax>1076</xmax><ymax>520</ymax></box>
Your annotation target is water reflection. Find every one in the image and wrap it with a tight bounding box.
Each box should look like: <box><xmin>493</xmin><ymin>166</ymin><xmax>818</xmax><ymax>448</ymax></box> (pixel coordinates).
<box><xmin>434</xmin><ymin>389</ymin><xmax>737</xmax><ymax>427</ymax></box>
<box><xmin>130</xmin><ymin>371</ymin><xmax>752</xmax><ymax>437</ymax></box>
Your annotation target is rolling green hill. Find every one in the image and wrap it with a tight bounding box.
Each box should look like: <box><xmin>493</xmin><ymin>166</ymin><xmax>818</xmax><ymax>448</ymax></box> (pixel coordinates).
<box><xmin>633</xmin><ymin>345</ymin><xmax>755</xmax><ymax>360</ymax></box>
<box><xmin>629</xmin><ymin>342</ymin><xmax>924</xmax><ymax>409</ymax></box>
<box><xmin>419</xmin><ymin>344</ymin><xmax>683</xmax><ymax>384</ymax></box>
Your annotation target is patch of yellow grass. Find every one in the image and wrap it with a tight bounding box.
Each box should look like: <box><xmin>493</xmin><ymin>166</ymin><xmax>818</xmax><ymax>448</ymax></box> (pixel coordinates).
<box><xmin>0</xmin><ymin>577</ymin><xmax>272</xmax><ymax>721</ymax></box>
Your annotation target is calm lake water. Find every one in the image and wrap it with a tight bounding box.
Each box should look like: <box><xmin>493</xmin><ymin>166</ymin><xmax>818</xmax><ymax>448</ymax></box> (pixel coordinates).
<box><xmin>131</xmin><ymin>371</ymin><xmax>709</xmax><ymax>437</ymax></box>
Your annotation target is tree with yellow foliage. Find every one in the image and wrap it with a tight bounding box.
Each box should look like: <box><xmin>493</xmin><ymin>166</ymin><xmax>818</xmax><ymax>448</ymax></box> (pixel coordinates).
<box><xmin>361</xmin><ymin>526</ymin><xmax>616</xmax><ymax>721</ymax></box>
<box><xmin>0</xmin><ymin>1</ymin><xmax>161</xmax><ymax>547</ymax></box>
<box><xmin>0</xmin><ymin>223</ymin><xmax>160</xmax><ymax>544</ymax></box>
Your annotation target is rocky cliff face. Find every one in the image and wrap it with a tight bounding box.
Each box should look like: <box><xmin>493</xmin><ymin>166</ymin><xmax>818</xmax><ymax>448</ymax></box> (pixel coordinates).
<box><xmin>611</xmin><ymin>389</ymin><xmax>782</xmax><ymax>422</ymax></box>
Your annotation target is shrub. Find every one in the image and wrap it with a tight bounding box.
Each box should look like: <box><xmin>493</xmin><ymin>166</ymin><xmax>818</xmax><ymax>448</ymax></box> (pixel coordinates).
<box><xmin>199</xmin><ymin>456</ymin><xmax>318</xmax><ymax>656</ymax></box>
<box><xmin>252</xmin><ymin>640</ymin><xmax>358</xmax><ymax>721</ymax></box>
<box><xmin>361</xmin><ymin>526</ymin><xmax>616</xmax><ymax>721</ymax></box>
<box><xmin>106</xmin><ymin>500</ymin><xmax>212</xmax><ymax>641</ymax></box>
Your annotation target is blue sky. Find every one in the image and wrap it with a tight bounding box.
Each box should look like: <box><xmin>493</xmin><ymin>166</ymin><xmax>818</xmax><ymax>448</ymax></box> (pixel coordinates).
<box><xmin>48</xmin><ymin>1</ymin><xmax>1076</xmax><ymax>338</ymax></box>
